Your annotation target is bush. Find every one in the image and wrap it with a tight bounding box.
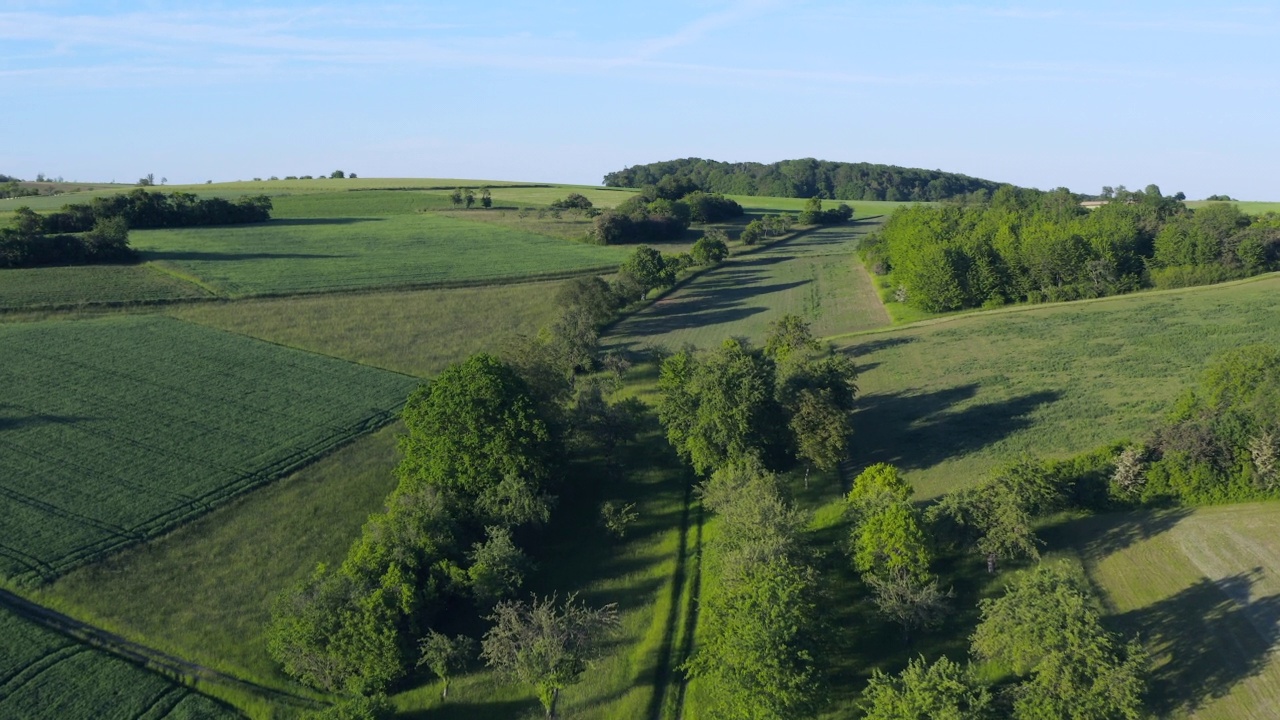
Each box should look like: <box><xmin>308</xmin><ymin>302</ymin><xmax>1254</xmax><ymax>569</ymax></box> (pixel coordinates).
<box><xmin>691</xmin><ymin>229</ymin><xmax>729</xmax><ymax>265</ymax></box>
<box><xmin>1149</xmin><ymin>263</ymin><xmax>1246</xmax><ymax>289</ymax></box>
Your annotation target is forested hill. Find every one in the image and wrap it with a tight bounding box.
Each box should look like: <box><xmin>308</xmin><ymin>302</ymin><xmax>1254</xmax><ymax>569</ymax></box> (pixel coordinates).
<box><xmin>602</xmin><ymin>157</ymin><xmax>1009</xmax><ymax>202</ymax></box>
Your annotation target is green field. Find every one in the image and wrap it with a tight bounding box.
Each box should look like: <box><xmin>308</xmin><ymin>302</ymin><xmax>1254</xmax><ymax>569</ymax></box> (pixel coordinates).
<box><xmin>606</xmin><ymin>221</ymin><xmax>890</xmax><ymax>354</ymax></box>
<box><xmin>1045</xmin><ymin>503</ymin><xmax>1280</xmax><ymax>719</ymax></box>
<box><xmin>840</xmin><ymin>273</ymin><xmax>1280</xmax><ymax>498</ymax></box>
<box><xmin>169</xmin><ymin>280</ymin><xmax>569</xmax><ymax>377</ymax></box>
<box><xmin>0</xmin><ymin>604</ymin><xmax>235</xmax><ymax>719</ymax></box>
<box><xmin>0</xmin><ymin>315</ymin><xmax>417</xmax><ymax>585</ymax></box>
<box><xmin>132</xmin><ymin>214</ymin><xmax>628</xmax><ymax>297</ymax></box>
<box><xmin>0</xmin><ymin>265</ymin><xmax>209</xmax><ymax>310</ymax></box>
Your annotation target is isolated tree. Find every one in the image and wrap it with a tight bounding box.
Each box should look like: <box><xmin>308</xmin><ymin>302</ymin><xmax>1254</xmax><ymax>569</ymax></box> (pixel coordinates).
<box><xmin>971</xmin><ymin>565</ymin><xmax>1147</xmax><ymax>720</ymax></box>
<box><xmin>464</xmin><ymin>189</ymin><xmax>476</xmax><ymax>209</ymax></box>
<box><xmin>691</xmin><ymin>228</ymin><xmax>730</xmax><ymax>265</ymax></box>
<box><xmin>450</xmin><ymin>187</ymin><xmax>464</xmax><ymax>207</ymax></box>
<box><xmin>417</xmin><ymin>631</ymin><xmax>476</xmax><ymax>700</ymax></box>
<box><xmin>618</xmin><ymin>245</ymin><xmax>674</xmax><ymax>297</ymax></box>
<box><xmin>481</xmin><ymin>187</ymin><xmax>493</xmax><ymax>209</ymax></box>
<box><xmin>741</xmin><ymin>219</ymin><xmax>766</xmax><ymax>245</ymax></box>
<box><xmin>763</xmin><ymin>314</ymin><xmax>821</xmax><ymax>365</ymax></box>
<box><xmin>861</xmin><ymin>655</ymin><xmax>990</xmax><ymax>720</ymax></box>
<box><xmin>481</xmin><ymin>593</ymin><xmax>620</xmax><ymax>718</ymax></box>
<box><xmin>866</xmin><ymin>569</ymin><xmax>951</xmax><ymax>643</ymax></box>
<box><xmin>331</xmin><ymin>170</ymin><xmax>345</xmax><ymax>179</ymax></box>
<box><xmin>467</xmin><ymin>526</ymin><xmax>528</xmax><ymax>605</ymax></box>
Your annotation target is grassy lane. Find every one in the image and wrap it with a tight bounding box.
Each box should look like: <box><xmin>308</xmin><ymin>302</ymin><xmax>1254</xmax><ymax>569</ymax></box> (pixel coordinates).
<box><xmin>606</xmin><ymin>219</ymin><xmax>890</xmax><ymax>354</ymax></box>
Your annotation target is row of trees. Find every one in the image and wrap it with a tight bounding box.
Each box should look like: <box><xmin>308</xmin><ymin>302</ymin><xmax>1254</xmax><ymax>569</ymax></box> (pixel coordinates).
<box><xmin>0</xmin><ymin>213</ymin><xmax>134</xmax><ymax>268</ymax></box>
<box><xmin>867</xmin><ymin>185</ymin><xmax>1280</xmax><ymax>312</ymax></box>
<box><xmin>449</xmin><ymin>187</ymin><xmax>492</xmax><ymax>209</ymax></box>
<box><xmin>603</xmin><ymin>157</ymin><xmax>1006</xmax><ymax>202</ymax></box>
<box><xmin>589</xmin><ymin>187</ymin><xmax>743</xmax><ymax>245</ymax></box>
<box><xmin>37</xmin><ymin>188</ymin><xmax>273</xmax><ymax>233</ymax></box>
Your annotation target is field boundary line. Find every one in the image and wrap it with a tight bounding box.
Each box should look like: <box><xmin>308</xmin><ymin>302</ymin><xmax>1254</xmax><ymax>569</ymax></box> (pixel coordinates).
<box><xmin>0</xmin><ymin>589</ymin><xmax>323</xmax><ymax>711</ymax></box>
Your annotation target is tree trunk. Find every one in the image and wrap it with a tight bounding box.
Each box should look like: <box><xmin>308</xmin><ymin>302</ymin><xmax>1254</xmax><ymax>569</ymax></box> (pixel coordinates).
<box><xmin>547</xmin><ymin>687</ymin><xmax>559</xmax><ymax>718</ymax></box>
<box><xmin>986</xmin><ymin>552</ymin><xmax>997</xmax><ymax>574</ymax></box>
<box><xmin>442</xmin><ymin>678</ymin><xmax>448</xmax><ymax>700</ymax></box>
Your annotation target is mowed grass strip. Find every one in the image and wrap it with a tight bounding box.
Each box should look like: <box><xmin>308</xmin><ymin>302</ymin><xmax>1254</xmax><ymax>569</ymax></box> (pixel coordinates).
<box><xmin>0</xmin><ymin>265</ymin><xmax>210</xmax><ymax>310</ymax></box>
<box><xmin>841</xmin><ymin>273</ymin><xmax>1280</xmax><ymax>498</ymax></box>
<box><xmin>606</xmin><ymin>221</ymin><xmax>891</xmax><ymax>354</ymax></box>
<box><xmin>132</xmin><ymin>213</ymin><xmax>630</xmax><ymax>297</ymax></box>
<box><xmin>0</xmin><ymin>605</ymin><xmax>236</xmax><ymax>719</ymax></box>
<box><xmin>0</xmin><ymin>315</ymin><xmax>418</xmax><ymax>585</ymax></box>
<box><xmin>1045</xmin><ymin>503</ymin><xmax>1280</xmax><ymax>719</ymax></box>
<box><xmin>170</xmin><ymin>279</ymin><xmax>569</xmax><ymax>377</ymax></box>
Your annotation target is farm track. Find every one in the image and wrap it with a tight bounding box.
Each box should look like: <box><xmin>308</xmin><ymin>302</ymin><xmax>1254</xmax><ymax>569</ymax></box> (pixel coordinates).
<box><xmin>0</xmin><ymin>589</ymin><xmax>321</xmax><ymax>711</ymax></box>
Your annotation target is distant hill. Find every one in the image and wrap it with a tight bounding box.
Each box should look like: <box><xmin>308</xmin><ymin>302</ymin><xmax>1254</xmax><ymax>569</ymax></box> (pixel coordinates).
<box><xmin>603</xmin><ymin>157</ymin><xmax>1009</xmax><ymax>202</ymax></box>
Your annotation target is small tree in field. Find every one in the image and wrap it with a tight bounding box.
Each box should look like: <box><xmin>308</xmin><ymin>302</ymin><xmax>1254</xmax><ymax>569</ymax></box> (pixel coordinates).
<box><xmin>464</xmin><ymin>189</ymin><xmax>476</xmax><ymax>209</ymax></box>
<box><xmin>481</xmin><ymin>593</ymin><xmax>619</xmax><ymax>718</ymax></box>
<box><xmin>417</xmin><ymin>631</ymin><xmax>475</xmax><ymax>700</ymax></box>
<box><xmin>450</xmin><ymin>188</ymin><xmax>464</xmax><ymax>207</ymax></box>
<box><xmin>481</xmin><ymin>187</ymin><xmax>493</xmax><ymax>209</ymax></box>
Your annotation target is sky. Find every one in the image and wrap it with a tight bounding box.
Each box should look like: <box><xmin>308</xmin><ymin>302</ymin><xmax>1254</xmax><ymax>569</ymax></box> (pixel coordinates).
<box><xmin>2</xmin><ymin>1</ymin><xmax>1278</xmax><ymax>199</ymax></box>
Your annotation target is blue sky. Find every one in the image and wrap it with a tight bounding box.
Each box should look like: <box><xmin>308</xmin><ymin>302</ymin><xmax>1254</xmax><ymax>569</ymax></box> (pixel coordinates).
<box><xmin>2</xmin><ymin>1</ymin><xmax>1278</xmax><ymax>199</ymax></box>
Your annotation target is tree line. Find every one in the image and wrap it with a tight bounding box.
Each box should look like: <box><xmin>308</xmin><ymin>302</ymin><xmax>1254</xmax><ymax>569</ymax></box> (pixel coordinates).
<box><xmin>603</xmin><ymin>157</ymin><xmax>1007</xmax><ymax>202</ymax></box>
<box><xmin>865</xmin><ymin>185</ymin><xmax>1280</xmax><ymax>312</ymax></box>
<box><xmin>590</xmin><ymin>183</ymin><xmax>744</xmax><ymax>245</ymax></box>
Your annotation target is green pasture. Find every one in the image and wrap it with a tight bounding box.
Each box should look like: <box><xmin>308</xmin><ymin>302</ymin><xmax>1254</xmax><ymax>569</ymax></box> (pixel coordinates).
<box><xmin>131</xmin><ymin>213</ymin><xmax>629</xmax><ymax>297</ymax></box>
<box><xmin>726</xmin><ymin>196</ymin><xmax>917</xmax><ymax>214</ymax></box>
<box><xmin>606</xmin><ymin>220</ymin><xmax>891</xmax><ymax>354</ymax></box>
<box><xmin>0</xmin><ymin>265</ymin><xmax>210</xmax><ymax>310</ymax></box>
<box><xmin>0</xmin><ymin>604</ymin><xmax>235</xmax><ymax>719</ymax></box>
<box><xmin>170</xmin><ymin>279</ymin><xmax>568</xmax><ymax>377</ymax></box>
<box><xmin>840</xmin><ymin>272</ymin><xmax>1280</xmax><ymax>499</ymax></box>
<box><xmin>37</xmin><ymin>425</ymin><xmax>403</xmax><ymax>696</ymax></box>
<box><xmin>0</xmin><ymin>315</ymin><xmax>417</xmax><ymax>585</ymax></box>
<box><xmin>1044</xmin><ymin>502</ymin><xmax>1280</xmax><ymax>719</ymax></box>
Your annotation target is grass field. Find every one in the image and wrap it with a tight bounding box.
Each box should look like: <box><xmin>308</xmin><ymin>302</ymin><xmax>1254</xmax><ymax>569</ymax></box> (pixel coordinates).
<box><xmin>131</xmin><ymin>214</ymin><xmax>628</xmax><ymax>297</ymax></box>
<box><xmin>839</xmin><ymin>272</ymin><xmax>1280</xmax><ymax>499</ymax></box>
<box><xmin>0</xmin><ymin>265</ymin><xmax>210</xmax><ymax>310</ymax></box>
<box><xmin>169</xmin><ymin>279</ymin><xmax>569</xmax><ymax>377</ymax></box>
<box><xmin>0</xmin><ymin>604</ymin><xmax>236</xmax><ymax>719</ymax></box>
<box><xmin>0</xmin><ymin>315</ymin><xmax>417</xmax><ymax>585</ymax></box>
<box><xmin>1044</xmin><ymin>503</ymin><xmax>1280</xmax><ymax>719</ymax></box>
<box><xmin>606</xmin><ymin>220</ymin><xmax>890</xmax><ymax>354</ymax></box>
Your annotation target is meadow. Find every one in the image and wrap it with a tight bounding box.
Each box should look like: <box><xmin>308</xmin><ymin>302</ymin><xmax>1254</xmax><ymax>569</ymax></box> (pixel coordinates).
<box><xmin>838</xmin><ymin>272</ymin><xmax>1280</xmax><ymax>499</ymax></box>
<box><xmin>0</xmin><ymin>604</ymin><xmax>235</xmax><ymax>719</ymax></box>
<box><xmin>0</xmin><ymin>265</ymin><xmax>210</xmax><ymax>310</ymax></box>
<box><xmin>0</xmin><ymin>315</ymin><xmax>417</xmax><ymax>585</ymax></box>
<box><xmin>606</xmin><ymin>220</ymin><xmax>891</xmax><ymax>354</ymax></box>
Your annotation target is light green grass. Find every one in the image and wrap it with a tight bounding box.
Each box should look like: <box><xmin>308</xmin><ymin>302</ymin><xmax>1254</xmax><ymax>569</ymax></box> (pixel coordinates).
<box><xmin>839</xmin><ymin>273</ymin><xmax>1280</xmax><ymax>499</ymax></box>
<box><xmin>0</xmin><ymin>315</ymin><xmax>417</xmax><ymax>585</ymax></box>
<box><xmin>131</xmin><ymin>214</ymin><xmax>630</xmax><ymax>297</ymax></box>
<box><xmin>606</xmin><ymin>220</ymin><xmax>891</xmax><ymax>354</ymax></box>
<box><xmin>169</xmin><ymin>280</ymin><xmax>569</xmax><ymax>377</ymax></box>
<box><xmin>0</xmin><ymin>264</ymin><xmax>210</xmax><ymax>310</ymax></box>
<box><xmin>1185</xmin><ymin>200</ymin><xmax>1280</xmax><ymax>215</ymax></box>
<box><xmin>34</xmin><ymin>425</ymin><xmax>403</xmax><ymax>702</ymax></box>
<box><xmin>0</xmin><ymin>604</ymin><xmax>237</xmax><ymax>719</ymax></box>
<box><xmin>1044</xmin><ymin>503</ymin><xmax>1280</xmax><ymax>719</ymax></box>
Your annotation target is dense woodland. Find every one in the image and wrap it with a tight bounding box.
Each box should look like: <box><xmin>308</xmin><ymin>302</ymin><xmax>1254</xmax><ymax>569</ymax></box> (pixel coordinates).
<box><xmin>603</xmin><ymin>157</ymin><xmax>1006</xmax><ymax>202</ymax></box>
<box><xmin>0</xmin><ymin>190</ymin><xmax>273</xmax><ymax>268</ymax></box>
<box><xmin>865</xmin><ymin>185</ymin><xmax>1280</xmax><ymax>312</ymax></box>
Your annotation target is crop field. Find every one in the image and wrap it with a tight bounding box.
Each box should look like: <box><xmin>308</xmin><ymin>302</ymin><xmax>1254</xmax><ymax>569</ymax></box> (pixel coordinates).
<box><xmin>840</xmin><ymin>273</ymin><xmax>1280</xmax><ymax>498</ymax></box>
<box><xmin>606</xmin><ymin>221</ymin><xmax>890</xmax><ymax>354</ymax></box>
<box><xmin>0</xmin><ymin>265</ymin><xmax>209</xmax><ymax>311</ymax></box>
<box><xmin>1044</xmin><ymin>503</ymin><xmax>1280</xmax><ymax>719</ymax></box>
<box><xmin>0</xmin><ymin>315</ymin><xmax>417</xmax><ymax>585</ymax></box>
<box><xmin>0</xmin><ymin>604</ymin><xmax>235</xmax><ymax>719</ymax></box>
<box><xmin>169</xmin><ymin>279</ymin><xmax>569</xmax><ymax>377</ymax></box>
<box><xmin>132</xmin><ymin>213</ymin><xmax>629</xmax><ymax>297</ymax></box>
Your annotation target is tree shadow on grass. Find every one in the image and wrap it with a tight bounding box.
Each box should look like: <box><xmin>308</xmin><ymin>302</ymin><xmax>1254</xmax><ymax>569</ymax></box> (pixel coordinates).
<box><xmin>1111</xmin><ymin>570</ymin><xmax>1280</xmax><ymax>717</ymax></box>
<box><xmin>848</xmin><ymin>335</ymin><xmax>917</xmax><ymax>356</ymax></box>
<box><xmin>0</xmin><ymin>411</ymin><xmax>96</xmax><ymax>432</ymax></box>
<box><xmin>1040</xmin><ymin>509</ymin><xmax>1196</xmax><ymax>561</ymax></box>
<box><xmin>850</xmin><ymin>385</ymin><xmax>1062</xmax><ymax>472</ymax></box>
<box><xmin>267</xmin><ymin>217</ymin><xmax>383</xmax><ymax>226</ymax></box>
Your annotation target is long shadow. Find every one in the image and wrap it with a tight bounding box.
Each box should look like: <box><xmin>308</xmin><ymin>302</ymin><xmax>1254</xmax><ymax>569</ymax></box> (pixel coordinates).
<box><xmin>142</xmin><ymin>250</ymin><xmax>347</xmax><ymax>262</ymax></box>
<box><xmin>0</xmin><ymin>413</ymin><xmax>95</xmax><ymax>432</ymax></box>
<box><xmin>851</xmin><ymin>386</ymin><xmax>1062</xmax><ymax>471</ymax></box>
<box><xmin>1111</xmin><ymin>571</ymin><xmax>1280</xmax><ymax>716</ymax></box>
<box><xmin>266</xmin><ymin>217</ymin><xmax>382</xmax><ymax>226</ymax></box>
<box><xmin>1040</xmin><ymin>509</ymin><xmax>1195</xmax><ymax>560</ymax></box>
<box><xmin>850</xmin><ymin>336</ymin><xmax>917</xmax><ymax>356</ymax></box>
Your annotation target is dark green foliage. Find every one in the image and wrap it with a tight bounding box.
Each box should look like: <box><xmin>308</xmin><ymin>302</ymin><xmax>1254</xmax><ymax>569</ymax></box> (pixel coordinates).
<box><xmin>971</xmin><ymin>565</ymin><xmax>1147</xmax><ymax>720</ymax></box>
<box><xmin>305</xmin><ymin>695</ymin><xmax>394</xmax><ymax>720</ymax></box>
<box><xmin>549</xmin><ymin>192</ymin><xmax>594</xmax><ymax>211</ymax></box>
<box><xmin>860</xmin><ymin>655</ymin><xmax>990</xmax><ymax>720</ymax></box>
<box><xmin>603</xmin><ymin>157</ymin><xmax>1005</xmax><ymax>201</ymax></box>
<box><xmin>657</xmin><ymin>339</ymin><xmax>788</xmax><ymax>474</ymax></box>
<box><xmin>683</xmin><ymin>191</ymin><xmax>744</xmax><ymax>222</ymax></box>
<box><xmin>44</xmin><ymin>188</ymin><xmax>273</xmax><ymax>231</ymax></box>
<box><xmin>616</xmin><ymin>245</ymin><xmax>675</xmax><ymax>299</ymax></box>
<box><xmin>481</xmin><ymin>593</ymin><xmax>620</xmax><ymax>717</ymax></box>
<box><xmin>591</xmin><ymin>195</ymin><xmax>691</xmax><ymax>244</ymax></box>
<box><xmin>928</xmin><ymin>462</ymin><xmax>1054</xmax><ymax>572</ymax></box>
<box><xmin>691</xmin><ymin>228</ymin><xmax>730</xmax><ymax>265</ymax></box>
<box><xmin>797</xmin><ymin>197</ymin><xmax>854</xmax><ymax>225</ymax></box>
<box><xmin>467</xmin><ymin>526</ymin><xmax>529</xmax><ymax>605</ymax></box>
